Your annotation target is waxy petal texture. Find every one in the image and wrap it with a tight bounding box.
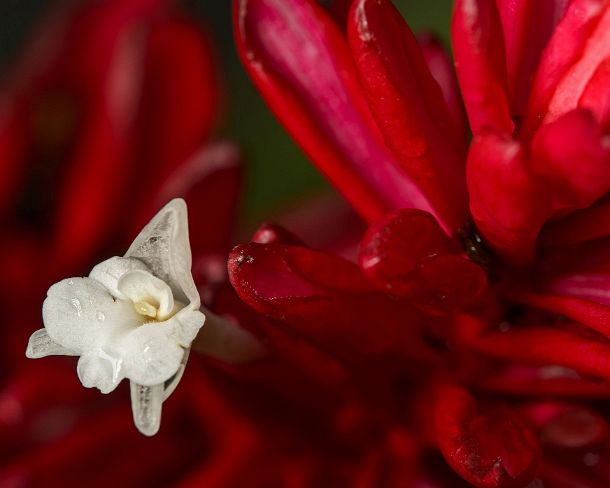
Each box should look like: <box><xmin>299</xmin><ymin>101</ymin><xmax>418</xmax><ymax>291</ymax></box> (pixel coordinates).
<box><xmin>530</xmin><ymin>109</ymin><xmax>610</xmax><ymax>212</ymax></box>
<box><xmin>467</xmin><ymin>131</ymin><xmax>548</xmax><ymax>263</ymax></box>
<box><xmin>452</xmin><ymin>0</ymin><xmax>513</xmax><ymax>135</ymax></box>
<box><xmin>523</xmin><ymin>0</ymin><xmax>610</xmax><ymax>137</ymax></box>
<box><xmin>434</xmin><ymin>385</ymin><xmax>539</xmax><ymax>488</ymax></box>
<box><xmin>228</xmin><ymin>242</ymin><xmax>431</xmax><ymax>358</ymax></box>
<box><xmin>235</xmin><ymin>0</ymin><xmax>438</xmax><ymax>223</ymax></box>
<box><xmin>418</xmin><ymin>33</ymin><xmax>468</xmax><ymax>141</ymax></box>
<box><xmin>495</xmin><ymin>0</ymin><xmax>568</xmax><ymax>117</ymax></box>
<box><xmin>348</xmin><ymin>0</ymin><xmax>469</xmax><ymax>232</ymax></box>
<box><xmin>359</xmin><ymin>209</ymin><xmax>486</xmax><ymax>313</ymax></box>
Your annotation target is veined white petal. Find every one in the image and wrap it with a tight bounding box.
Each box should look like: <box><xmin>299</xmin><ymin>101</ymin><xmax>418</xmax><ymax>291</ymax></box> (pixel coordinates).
<box><xmin>120</xmin><ymin>322</ymin><xmax>185</xmax><ymax>386</ymax></box>
<box><xmin>25</xmin><ymin>329</ymin><xmax>77</xmax><ymax>358</ymax></box>
<box><xmin>130</xmin><ymin>381</ymin><xmax>164</xmax><ymax>436</ymax></box>
<box><xmin>89</xmin><ymin>256</ymin><xmax>150</xmax><ymax>299</ymax></box>
<box><xmin>170</xmin><ymin>308</ymin><xmax>206</xmax><ymax>347</ymax></box>
<box><xmin>117</xmin><ymin>269</ymin><xmax>174</xmax><ymax>319</ymax></box>
<box><xmin>42</xmin><ymin>278</ymin><xmax>140</xmax><ymax>352</ymax></box>
<box><xmin>77</xmin><ymin>352</ymin><xmax>124</xmax><ymax>394</ymax></box>
<box><xmin>125</xmin><ymin>199</ymin><xmax>200</xmax><ymax>310</ymax></box>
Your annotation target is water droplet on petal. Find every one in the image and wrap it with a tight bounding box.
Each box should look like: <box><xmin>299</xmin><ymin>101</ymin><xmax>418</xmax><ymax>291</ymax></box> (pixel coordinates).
<box><xmin>68</xmin><ymin>280</ymin><xmax>74</xmax><ymax>286</ymax></box>
<box><xmin>96</xmin><ymin>311</ymin><xmax>105</xmax><ymax>322</ymax></box>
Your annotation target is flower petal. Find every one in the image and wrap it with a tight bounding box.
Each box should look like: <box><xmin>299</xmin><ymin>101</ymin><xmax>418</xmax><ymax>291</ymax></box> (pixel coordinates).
<box><xmin>126</xmin><ymin>199</ymin><xmax>200</xmax><ymax>310</ymax></box>
<box><xmin>578</xmin><ymin>57</ymin><xmax>610</xmax><ymax>132</ymax></box>
<box><xmin>117</xmin><ymin>269</ymin><xmax>175</xmax><ymax>319</ymax></box>
<box><xmin>495</xmin><ymin>0</ymin><xmax>568</xmax><ymax>117</ymax></box>
<box><xmin>434</xmin><ymin>384</ymin><xmax>540</xmax><ymax>488</ymax></box>
<box><xmin>530</xmin><ymin>109</ymin><xmax>610</xmax><ymax>212</ymax></box>
<box><xmin>418</xmin><ymin>33</ymin><xmax>468</xmax><ymax>141</ymax></box>
<box><xmin>25</xmin><ymin>329</ymin><xmax>77</xmax><ymax>359</ymax></box>
<box><xmin>42</xmin><ymin>277</ymin><xmax>138</xmax><ymax>352</ymax></box>
<box><xmin>460</xmin><ymin>316</ymin><xmax>610</xmax><ymax>381</ymax></box>
<box><xmin>512</xmin><ymin>286</ymin><xmax>610</xmax><ymax>337</ymax></box>
<box><xmin>121</xmin><ymin>323</ymin><xmax>186</xmax><ymax>386</ymax></box>
<box><xmin>348</xmin><ymin>0</ymin><xmax>469</xmax><ymax>232</ymax></box>
<box><xmin>77</xmin><ymin>353</ymin><xmax>123</xmax><ymax>394</ymax></box>
<box><xmin>543</xmin><ymin>4</ymin><xmax>610</xmax><ymax>125</ymax></box>
<box><xmin>228</xmin><ymin>242</ymin><xmax>432</xmax><ymax>358</ymax></box>
<box><xmin>235</xmin><ymin>0</ymin><xmax>437</xmax><ymax>223</ymax></box>
<box><xmin>467</xmin><ymin>130</ymin><xmax>548</xmax><ymax>263</ymax></box>
<box><xmin>130</xmin><ymin>381</ymin><xmax>164</xmax><ymax>437</ymax></box>
<box><xmin>89</xmin><ymin>256</ymin><xmax>150</xmax><ymax>299</ymax></box>
<box><xmin>359</xmin><ymin>209</ymin><xmax>456</xmax><ymax>296</ymax></box>
<box><xmin>523</xmin><ymin>0</ymin><xmax>609</xmax><ymax>136</ymax></box>
<box><xmin>452</xmin><ymin>0</ymin><xmax>513</xmax><ymax>135</ymax></box>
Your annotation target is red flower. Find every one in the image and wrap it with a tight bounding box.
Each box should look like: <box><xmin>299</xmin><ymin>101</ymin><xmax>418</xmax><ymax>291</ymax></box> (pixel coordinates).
<box><xmin>233</xmin><ymin>0</ymin><xmax>610</xmax><ymax>486</ymax></box>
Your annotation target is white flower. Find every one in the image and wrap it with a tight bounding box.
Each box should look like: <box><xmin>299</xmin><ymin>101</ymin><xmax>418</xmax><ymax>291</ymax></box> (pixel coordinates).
<box><xmin>26</xmin><ymin>199</ymin><xmax>205</xmax><ymax>435</ymax></box>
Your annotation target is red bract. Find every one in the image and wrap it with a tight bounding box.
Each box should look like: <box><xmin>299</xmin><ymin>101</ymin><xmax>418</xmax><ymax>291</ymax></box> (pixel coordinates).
<box><xmin>453</xmin><ymin>0</ymin><xmax>610</xmax><ymax>263</ymax></box>
<box><xmin>234</xmin><ymin>0</ymin><xmax>469</xmax><ymax>232</ymax></box>
<box><xmin>233</xmin><ymin>0</ymin><xmax>610</xmax><ymax>486</ymax></box>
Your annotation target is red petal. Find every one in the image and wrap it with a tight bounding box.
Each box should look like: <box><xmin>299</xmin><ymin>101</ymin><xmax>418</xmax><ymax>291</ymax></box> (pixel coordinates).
<box><xmin>348</xmin><ymin>0</ymin><xmax>469</xmax><ymax>232</ymax></box>
<box><xmin>462</xmin><ymin>318</ymin><xmax>610</xmax><ymax>381</ymax></box>
<box><xmin>523</xmin><ymin>0</ymin><xmax>609</xmax><ymax>137</ymax></box>
<box><xmin>539</xmin><ymin>198</ymin><xmax>610</xmax><ymax>248</ymax></box>
<box><xmin>513</xmin><ymin>291</ymin><xmax>610</xmax><ymax>338</ymax></box>
<box><xmin>251</xmin><ymin>222</ymin><xmax>303</xmax><ymax>245</ymax></box>
<box><xmin>434</xmin><ymin>384</ymin><xmax>539</xmax><ymax>488</ymax></box>
<box><xmin>451</xmin><ymin>0</ymin><xmax>513</xmax><ymax>135</ymax></box>
<box><xmin>579</xmin><ymin>56</ymin><xmax>610</xmax><ymax>131</ymax></box>
<box><xmin>543</xmin><ymin>5</ymin><xmax>610</xmax><ymax>125</ymax></box>
<box><xmin>467</xmin><ymin>130</ymin><xmax>548</xmax><ymax>263</ymax></box>
<box><xmin>228</xmin><ymin>242</ymin><xmax>431</xmax><ymax>357</ymax></box>
<box><xmin>359</xmin><ymin>209</ymin><xmax>455</xmax><ymax>296</ymax></box>
<box><xmin>474</xmin><ymin>364</ymin><xmax>610</xmax><ymax>398</ymax></box>
<box><xmin>418</xmin><ymin>33</ymin><xmax>468</xmax><ymax>142</ymax></box>
<box><xmin>495</xmin><ymin>0</ymin><xmax>568</xmax><ymax>117</ymax></box>
<box><xmin>234</xmin><ymin>0</ymin><xmax>436</xmax><ymax>223</ymax></box>
<box><xmin>530</xmin><ymin>109</ymin><xmax>610</xmax><ymax>212</ymax></box>
<box><xmin>411</xmin><ymin>254</ymin><xmax>487</xmax><ymax>314</ymax></box>
<box><xmin>359</xmin><ymin>209</ymin><xmax>487</xmax><ymax>313</ymax></box>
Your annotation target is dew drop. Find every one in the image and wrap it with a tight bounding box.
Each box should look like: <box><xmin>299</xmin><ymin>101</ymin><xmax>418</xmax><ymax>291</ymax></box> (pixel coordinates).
<box><xmin>68</xmin><ymin>280</ymin><xmax>74</xmax><ymax>286</ymax></box>
<box><xmin>96</xmin><ymin>311</ymin><xmax>105</xmax><ymax>322</ymax></box>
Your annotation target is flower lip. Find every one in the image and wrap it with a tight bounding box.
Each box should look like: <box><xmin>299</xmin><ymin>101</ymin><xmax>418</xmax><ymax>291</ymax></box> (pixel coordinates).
<box><xmin>26</xmin><ymin>198</ymin><xmax>205</xmax><ymax>436</ymax></box>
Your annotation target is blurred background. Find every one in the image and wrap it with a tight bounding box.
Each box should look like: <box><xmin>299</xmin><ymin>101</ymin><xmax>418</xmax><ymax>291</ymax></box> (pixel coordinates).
<box><xmin>0</xmin><ymin>0</ymin><xmax>455</xmax><ymax>485</ymax></box>
<box><xmin>0</xmin><ymin>0</ymin><xmax>453</xmax><ymax>223</ymax></box>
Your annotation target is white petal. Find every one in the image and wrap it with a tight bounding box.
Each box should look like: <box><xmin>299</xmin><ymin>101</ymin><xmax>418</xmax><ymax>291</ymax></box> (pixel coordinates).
<box><xmin>42</xmin><ymin>278</ymin><xmax>138</xmax><ymax>352</ymax></box>
<box><xmin>121</xmin><ymin>323</ymin><xmax>185</xmax><ymax>386</ymax></box>
<box><xmin>89</xmin><ymin>257</ymin><xmax>150</xmax><ymax>299</ymax></box>
<box><xmin>130</xmin><ymin>381</ymin><xmax>164</xmax><ymax>436</ymax></box>
<box><xmin>25</xmin><ymin>329</ymin><xmax>78</xmax><ymax>358</ymax></box>
<box><xmin>169</xmin><ymin>308</ymin><xmax>206</xmax><ymax>347</ymax></box>
<box><xmin>77</xmin><ymin>352</ymin><xmax>124</xmax><ymax>394</ymax></box>
<box><xmin>162</xmin><ymin>349</ymin><xmax>190</xmax><ymax>400</ymax></box>
<box><xmin>117</xmin><ymin>270</ymin><xmax>174</xmax><ymax>319</ymax></box>
<box><xmin>125</xmin><ymin>199</ymin><xmax>200</xmax><ymax>310</ymax></box>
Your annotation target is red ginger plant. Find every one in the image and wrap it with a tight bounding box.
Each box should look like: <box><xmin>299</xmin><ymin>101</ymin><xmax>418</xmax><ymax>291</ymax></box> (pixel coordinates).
<box><xmin>231</xmin><ymin>0</ymin><xmax>610</xmax><ymax>486</ymax></box>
